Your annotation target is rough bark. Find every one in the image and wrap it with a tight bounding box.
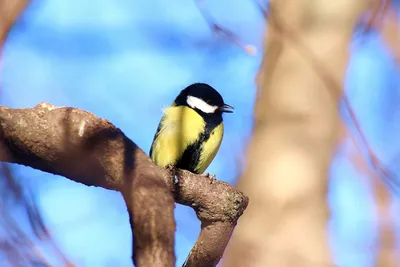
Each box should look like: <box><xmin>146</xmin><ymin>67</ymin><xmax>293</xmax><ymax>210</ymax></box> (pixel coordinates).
<box><xmin>0</xmin><ymin>103</ymin><xmax>248</xmax><ymax>267</ymax></box>
<box><xmin>0</xmin><ymin>1</ymin><xmax>248</xmax><ymax>265</ymax></box>
<box><xmin>223</xmin><ymin>0</ymin><xmax>367</xmax><ymax>266</ymax></box>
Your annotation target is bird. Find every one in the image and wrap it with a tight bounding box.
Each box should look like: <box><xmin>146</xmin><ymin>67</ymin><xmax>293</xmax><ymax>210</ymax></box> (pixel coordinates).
<box><xmin>149</xmin><ymin>82</ymin><xmax>233</xmax><ymax>175</ymax></box>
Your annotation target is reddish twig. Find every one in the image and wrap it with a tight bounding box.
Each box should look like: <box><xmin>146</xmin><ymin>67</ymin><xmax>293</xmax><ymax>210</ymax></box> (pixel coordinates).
<box><xmin>362</xmin><ymin>0</ymin><xmax>391</xmax><ymax>33</ymax></box>
<box><xmin>195</xmin><ymin>0</ymin><xmax>256</xmax><ymax>55</ymax></box>
<box><xmin>254</xmin><ymin>1</ymin><xmax>397</xmax><ymax>193</ymax></box>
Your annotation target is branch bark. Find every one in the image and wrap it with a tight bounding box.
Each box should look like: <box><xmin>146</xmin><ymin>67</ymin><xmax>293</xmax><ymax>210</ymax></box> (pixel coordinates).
<box><xmin>223</xmin><ymin>0</ymin><xmax>367</xmax><ymax>266</ymax></box>
<box><xmin>0</xmin><ymin>103</ymin><xmax>248</xmax><ymax>267</ymax></box>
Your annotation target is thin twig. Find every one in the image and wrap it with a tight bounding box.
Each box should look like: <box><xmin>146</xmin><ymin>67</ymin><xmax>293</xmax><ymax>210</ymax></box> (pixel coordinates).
<box><xmin>254</xmin><ymin>0</ymin><xmax>398</xmax><ymax>194</ymax></box>
<box><xmin>195</xmin><ymin>0</ymin><xmax>256</xmax><ymax>55</ymax></box>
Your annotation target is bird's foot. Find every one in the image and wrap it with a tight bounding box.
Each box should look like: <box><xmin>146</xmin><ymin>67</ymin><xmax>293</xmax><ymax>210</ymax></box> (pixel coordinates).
<box><xmin>166</xmin><ymin>165</ymin><xmax>179</xmax><ymax>184</ymax></box>
<box><xmin>165</xmin><ymin>164</ymin><xmax>176</xmax><ymax>173</ymax></box>
<box><xmin>202</xmin><ymin>173</ymin><xmax>216</xmax><ymax>184</ymax></box>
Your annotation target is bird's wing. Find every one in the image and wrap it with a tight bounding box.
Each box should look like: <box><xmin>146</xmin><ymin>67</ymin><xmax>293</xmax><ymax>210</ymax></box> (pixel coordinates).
<box><xmin>149</xmin><ymin>116</ymin><xmax>165</xmax><ymax>157</ymax></box>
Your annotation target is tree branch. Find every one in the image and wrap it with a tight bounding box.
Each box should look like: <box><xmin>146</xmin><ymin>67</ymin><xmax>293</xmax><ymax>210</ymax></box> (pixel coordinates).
<box><xmin>0</xmin><ymin>102</ymin><xmax>248</xmax><ymax>267</ymax></box>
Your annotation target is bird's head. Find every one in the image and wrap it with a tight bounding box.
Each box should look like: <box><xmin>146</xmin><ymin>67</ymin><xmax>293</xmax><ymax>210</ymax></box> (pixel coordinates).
<box><xmin>174</xmin><ymin>83</ymin><xmax>234</xmax><ymax>116</ymax></box>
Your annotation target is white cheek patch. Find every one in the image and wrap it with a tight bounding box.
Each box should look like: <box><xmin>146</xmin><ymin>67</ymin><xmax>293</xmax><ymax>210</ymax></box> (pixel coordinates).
<box><xmin>186</xmin><ymin>96</ymin><xmax>218</xmax><ymax>114</ymax></box>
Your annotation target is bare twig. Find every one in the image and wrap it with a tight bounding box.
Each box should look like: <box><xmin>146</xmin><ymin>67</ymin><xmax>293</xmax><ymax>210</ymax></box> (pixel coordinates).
<box><xmin>362</xmin><ymin>0</ymin><xmax>391</xmax><ymax>33</ymax></box>
<box><xmin>379</xmin><ymin>5</ymin><xmax>400</xmax><ymax>64</ymax></box>
<box><xmin>195</xmin><ymin>0</ymin><xmax>256</xmax><ymax>55</ymax></box>
<box><xmin>0</xmin><ymin>163</ymin><xmax>75</xmax><ymax>266</ymax></box>
<box><xmin>374</xmin><ymin>176</ymin><xmax>399</xmax><ymax>267</ymax></box>
<box><xmin>362</xmin><ymin>0</ymin><xmax>400</xmax><ymax>62</ymax></box>
<box><xmin>0</xmin><ymin>103</ymin><xmax>248</xmax><ymax>267</ymax></box>
<box><xmin>254</xmin><ymin>0</ymin><xmax>399</xmax><ymax>194</ymax></box>
<box><xmin>346</xmin><ymin>125</ymin><xmax>399</xmax><ymax>266</ymax></box>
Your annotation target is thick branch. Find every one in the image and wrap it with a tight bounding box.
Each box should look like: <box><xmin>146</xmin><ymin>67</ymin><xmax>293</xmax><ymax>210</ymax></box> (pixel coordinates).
<box><xmin>0</xmin><ymin>103</ymin><xmax>176</xmax><ymax>266</ymax></box>
<box><xmin>169</xmin><ymin>169</ymin><xmax>247</xmax><ymax>267</ymax></box>
<box><xmin>0</xmin><ymin>103</ymin><xmax>248</xmax><ymax>267</ymax></box>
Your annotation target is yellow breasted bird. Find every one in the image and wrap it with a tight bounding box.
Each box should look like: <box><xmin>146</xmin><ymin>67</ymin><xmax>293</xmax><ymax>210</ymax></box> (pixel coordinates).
<box><xmin>149</xmin><ymin>83</ymin><xmax>233</xmax><ymax>174</ymax></box>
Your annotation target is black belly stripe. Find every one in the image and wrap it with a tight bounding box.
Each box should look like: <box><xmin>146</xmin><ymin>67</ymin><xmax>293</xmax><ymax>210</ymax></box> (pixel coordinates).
<box><xmin>175</xmin><ymin>113</ymin><xmax>222</xmax><ymax>174</ymax></box>
<box><xmin>175</xmin><ymin>131</ymin><xmax>209</xmax><ymax>174</ymax></box>
<box><xmin>149</xmin><ymin>105</ymin><xmax>223</xmax><ymax>174</ymax></box>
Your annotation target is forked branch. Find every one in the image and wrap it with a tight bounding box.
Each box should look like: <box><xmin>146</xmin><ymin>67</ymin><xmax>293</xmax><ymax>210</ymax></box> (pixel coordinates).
<box><xmin>0</xmin><ymin>103</ymin><xmax>248</xmax><ymax>267</ymax></box>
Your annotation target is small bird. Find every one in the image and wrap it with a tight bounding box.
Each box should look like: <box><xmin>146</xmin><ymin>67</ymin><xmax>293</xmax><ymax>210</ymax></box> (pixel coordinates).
<box><xmin>149</xmin><ymin>83</ymin><xmax>233</xmax><ymax>174</ymax></box>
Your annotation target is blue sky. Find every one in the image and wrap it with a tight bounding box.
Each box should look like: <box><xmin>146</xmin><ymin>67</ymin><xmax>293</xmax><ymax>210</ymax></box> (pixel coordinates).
<box><xmin>1</xmin><ymin>0</ymin><xmax>399</xmax><ymax>266</ymax></box>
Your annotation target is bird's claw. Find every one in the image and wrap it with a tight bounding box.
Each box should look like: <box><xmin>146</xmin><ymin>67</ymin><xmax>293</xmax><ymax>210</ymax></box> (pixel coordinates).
<box><xmin>202</xmin><ymin>173</ymin><xmax>216</xmax><ymax>184</ymax></box>
<box><xmin>165</xmin><ymin>164</ymin><xmax>176</xmax><ymax>173</ymax></box>
<box><xmin>165</xmin><ymin>165</ymin><xmax>179</xmax><ymax>184</ymax></box>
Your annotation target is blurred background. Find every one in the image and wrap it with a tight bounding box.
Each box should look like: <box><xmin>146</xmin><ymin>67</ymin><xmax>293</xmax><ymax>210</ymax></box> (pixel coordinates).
<box><xmin>0</xmin><ymin>0</ymin><xmax>399</xmax><ymax>266</ymax></box>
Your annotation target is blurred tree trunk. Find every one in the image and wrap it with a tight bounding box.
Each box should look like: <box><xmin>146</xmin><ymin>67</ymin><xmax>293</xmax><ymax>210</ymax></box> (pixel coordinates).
<box><xmin>223</xmin><ymin>0</ymin><xmax>367</xmax><ymax>266</ymax></box>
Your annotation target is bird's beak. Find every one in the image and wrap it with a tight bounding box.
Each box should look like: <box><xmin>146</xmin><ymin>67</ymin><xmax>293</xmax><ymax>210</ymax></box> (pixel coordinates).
<box><xmin>219</xmin><ymin>104</ymin><xmax>234</xmax><ymax>113</ymax></box>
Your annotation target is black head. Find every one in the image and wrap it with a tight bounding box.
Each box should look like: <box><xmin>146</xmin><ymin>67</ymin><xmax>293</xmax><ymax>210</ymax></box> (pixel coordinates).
<box><xmin>173</xmin><ymin>83</ymin><xmax>233</xmax><ymax>115</ymax></box>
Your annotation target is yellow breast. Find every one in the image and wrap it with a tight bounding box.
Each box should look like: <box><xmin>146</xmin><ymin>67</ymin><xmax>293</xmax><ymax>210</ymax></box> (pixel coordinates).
<box><xmin>151</xmin><ymin>106</ymin><xmax>224</xmax><ymax>174</ymax></box>
<box><xmin>196</xmin><ymin>122</ymin><xmax>224</xmax><ymax>174</ymax></box>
